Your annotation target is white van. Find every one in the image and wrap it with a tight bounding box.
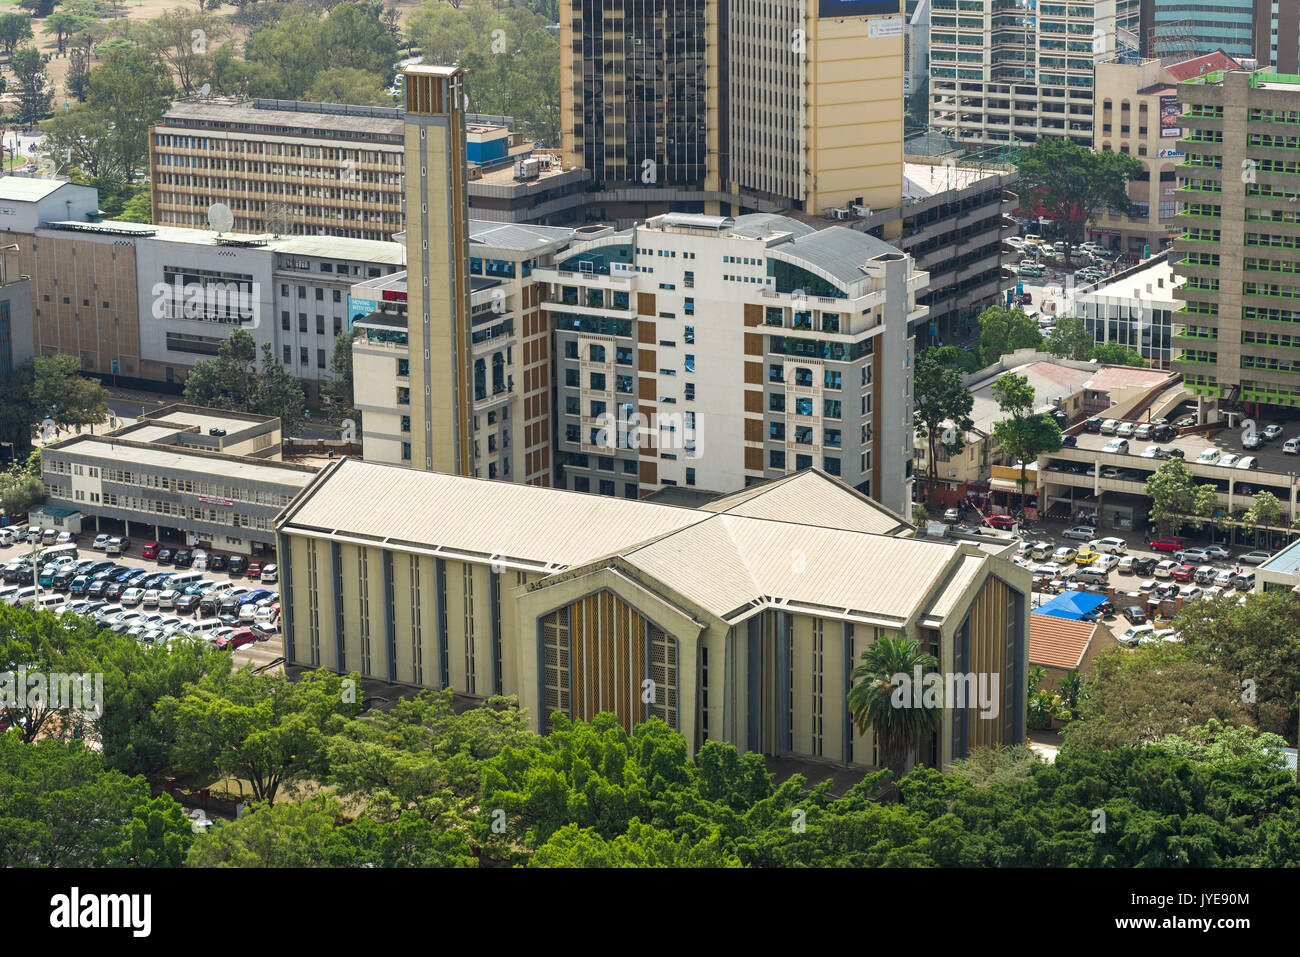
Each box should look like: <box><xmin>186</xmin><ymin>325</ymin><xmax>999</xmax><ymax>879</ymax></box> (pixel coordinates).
<box><xmin>9</xmin><ymin>585</ymin><xmax>39</xmax><ymax>606</ymax></box>
<box><xmin>0</xmin><ymin>528</ymin><xmax>17</xmax><ymax>547</ymax></box>
<box><xmin>167</xmin><ymin>571</ymin><xmax>203</xmax><ymax>589</ymax></box>
<box><xmin>33</xmin><ymin>593</ymin><xmax>66</xmax><ymax>613</ymax></box>
<box><xmin>179</xmin><ymin>617</ymin><xmax>224</xmax><ymax>638</ymax></box>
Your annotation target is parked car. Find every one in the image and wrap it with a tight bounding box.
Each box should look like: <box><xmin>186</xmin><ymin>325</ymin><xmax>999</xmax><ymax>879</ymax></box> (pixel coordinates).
<box><xmin>983</xmin><ymin>514</ymin><xmax>1018</xmax><ymax>531</ymax></box>
<box><xmin>1084</xmin><ymin>417</ymin><xmax>1103</xmax><ymax>433</ymax></box>
<box><xmin>1154</xmin><ymin>560</ymin><xmax>1178</xmax><ymax>579</ymax></box>
<box><xmin>1062</xmin><ymin>525</ymin><xmax>1097</xmax><ymax>541</ymax></box>
<box><xmin>1235</xmin><ymin>571</ymin><xmax>1256</xmax><ymax>590</ymax></box>
<box><xmin>157</xmin><ymin>588</ymin><xmax>182</xmax><ymax>611</ymax></box>
<box><xmin>216</xmin><ymin>628</ymin><xmax>257</xmax><ymax>651</ymax></box>
<box><xmin>1176</xmin><ymin>547</ymin><xmax>1209</xmax><ymax>564</ymax></box>
<box><xmin>1201</xmin><ymin>545</ymin><xmax>1231</xmax><ymax>561</ymax></box>
<box><xmin>1074</xmin><ymin>549</ymin><xmax>1100</xmax><ymax>566</ymax></box>
<box><xmin>175</xmin><ymin>593</ymin><xmax>202</xmax><ymax>615</ymax></box>
<box><xmin>1131</xmin><ymin>556</ymin><xmax>1158</xmax><ymax>576</ymax></box>
<box><xmin>1218</xmin><ymin>453</ymin><xmax>1241</xmax><ymax>468</ymax></box>
<box><xmin>1150</xmin><ymin>538</ymin><xmax>1189</xmax><ymax>553</ymax></box>
<box><xmin>1030</xmin><ymin>542</ymin><xmax>1053</xmax><ymax>560</ymax></box>
<box><xmin>1240</xmin><ymin>549</ymin><xmax>1273</xmax><ymax>565</ymax></box>
<box><xmin>1102</xmin><ymin>439</ymin><xmax>1129</xmax><ymax>453</ymax></box>
<box><xmin>1195</xmin><ymin>448</ymin><xmax>1221</xmax><ymax>464</ymax></box>
<box><xmin>1285</xmin><ymin>437</ymin><xmax>1300</xmax><ymax>455</ymax></box>
<box><xmin>228</xmin><ymin>555</ymin><xmax>248</xmax><ymax>576</ymax></box>
<box><xmin>1263</xmin><ymin>424</ymin><xmax>1284</xmax><ymax>441</ymax></box>
<box><xmin>1124</xmin><ymin>605</ymin><xmax>1147</xmax><ymax>625</ymax></box>
<box><xmin>1118</xmin><ymin>555</ymin><xmax>1139</xmax><ymax>575</ymax></box>
<box><xmin>1151</xmin><ymin>425</ymin><xmax>1177</xmax><ymax>443</ymax></box>
<box><xmin>1099</xmin><ymin>419</ymin><xmax>1119</xmax><ymax>434</ymax></box>
<box><xmin>1140</xmin><ymin>444</ymin><xmax>1169</xmax><ymax>459</ymax></box>
<box><xmin>260</xmin><ymin>564</ymin><xmax>278</xmax><ymax>584</ymax></box>
<box><xmin>1171</xmin><ymin>564</ymin><xmax>1196</xmax><ymax>582</ymax></box>
<box><xmin>1194</xmin><ymin>565</ymin><xmax>1218</xmax><ymax>585</ymax></box>
<box><xmin>1243</xmin><ymin>432</ymin><xmax>1263</xmax><ymax>450</ymax></box>
<box><xmin>247</xmin><ymin>562</ymin><xmax>263</xmax><ymax>580</ymax></box>
<box><xmin>105</xmin><ymin>537</ymin><xmax>129</xmax><ymax>556</ymax></box>
<box><xmin>1119</xmin><ymin>624</ymin><xmax>1157</xmax><ymax>647</ymax></box>
<box><xmin>92</xmin><ymin>533</ymin><xmax>114</xmax><ymax>550</ymax></box>
<box><xmin>207</xmin><ymin>554</ymin><xmax>229</xmax><ymax>572</ymax></box>
<box><xmin>120</xmin><ymin>587</ymin><xmax>145</xmax><ymax>608</ymax></box>
<box><xmin>141</xmin><ymin>542</ymin><xmax>161</xmax><ymax>559</ymax></box>
<box><xmin>1051</xmin><ymin>546</ymin><xmax>1078</xmax><ymax>564</ymax></box>
<box><xmin>172</xmin><ymin>548</ymin><xmax>193</xmax><ymax>569</ymax></box>
<box><xmin>1178</xmin><ymin>585</ymin><xmax>1203</xmax><ymax>601</ymax></box>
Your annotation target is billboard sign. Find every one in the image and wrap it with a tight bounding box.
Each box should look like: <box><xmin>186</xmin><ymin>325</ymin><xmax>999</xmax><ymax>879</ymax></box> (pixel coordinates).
<box><xmin>1160</xmin><ymin>94</ymin><xmax>1182</xmax><ymax>138</ymax></box>
<box><xmin>818</xmin><ymin>0</ymin><xmax>901</xmax><ymax>18</ymax></box>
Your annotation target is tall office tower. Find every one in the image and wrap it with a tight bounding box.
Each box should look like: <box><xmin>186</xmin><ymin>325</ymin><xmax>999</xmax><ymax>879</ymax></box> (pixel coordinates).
<box><xmin>929</xmin><ymin>0</ymin><xmax>1120</xmax><ymax>149</ymax></box>
<box><xmin>1262</xmin><ymin>0</ymin><xmax>1300</xmax><ymax>71</ymax></box>
<box><xmin>560</xmin><ymin>0</ymin><xmax>720</xmax><ymax>203</ymax></box>
<box><xmin>1151</xmin><ymin>0</ymin><xmax>1273</xmax><ymax>63</ymax></box>
<box><xmin>726</xmin><ymin>0</ymin><xmax>906</xmax><ymax>216</ymax></box>
<box><xmin>560</xmin><ymin>0</ymin><xmax>908</xmax><ymax>220</ymax></box>
<box><xmin>403</xmin><ymin>65</ymin><xmax>474</xmax><ymax>475</ymax></box>
<box><xmin>1171</xmin><ymin>67</ymin><xmax>1300</xmax><ymax>410</ymax></box>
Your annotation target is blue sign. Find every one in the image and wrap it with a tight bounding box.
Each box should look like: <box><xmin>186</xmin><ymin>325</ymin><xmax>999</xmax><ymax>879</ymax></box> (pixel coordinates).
<box><xmin>347</xmin><ymin>296</ymin><xmax>378</xmax><ymax>328</ymax></box>
<box><xmin>111</xmin><ymin>358</ymin><xmax>118</xmax><ymax>374</ymax></box>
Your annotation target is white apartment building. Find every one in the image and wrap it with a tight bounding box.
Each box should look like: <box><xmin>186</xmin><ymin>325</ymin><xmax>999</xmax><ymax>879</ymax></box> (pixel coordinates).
<box><xmin>929</xmin><ymin>0</ymin><xmax>1126</xmax><ymax>147</ymax></box>
<box><xmin>534</xmin><ymin>213</ymin><xmax>928</xmax><ymax>515</ymax></box>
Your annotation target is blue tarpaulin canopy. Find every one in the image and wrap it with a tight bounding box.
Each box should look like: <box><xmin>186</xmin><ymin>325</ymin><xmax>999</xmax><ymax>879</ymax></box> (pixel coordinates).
<box><xmin>1034</xmin><ymin>590</ymin><xmax>1108</xmax><ymax>620</ymax></box>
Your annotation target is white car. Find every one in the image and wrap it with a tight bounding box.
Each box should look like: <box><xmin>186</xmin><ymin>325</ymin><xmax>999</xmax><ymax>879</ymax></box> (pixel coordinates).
<box><xmin>1052</xmin><ymin>546</ymin><xmax>1078</xmax><ymax>563</ymax></box>
<box><xmin>1095</xmin><ymin>554</ymin><xmax>1120</xmax><ymax>573</ymax></box>
<box><xmin>157</xmin><ymin>589</ymin><xmax>182</xmax><ymax>610</ymax></box>
<box><xmin>1099</xmin><ymin>419</ymin><xmax>1120</xmax><ymax>434</ymax></box>
<box><xmin>1102</xmin><ymin>439</ymin><xmax>1129</xmax><ymax>453</ymax></box>
<box><xmin>1116</xmin><ymin>422</ymin><xmax>1136</xmax><ymax>437</ymax></box>
<box><xmin>1062</xmin><ymin>525</ymin><xmax>1096</xmax><ymax>541</ymax></box>
<box><xmin>1137</xmin><ymin>579</ymin><xmax>1157</xmax><ymax>594</ymax></box>
<box><xmin>1196</xmin><ymin>448</ymin><xmax>1221</xmax><ymax>464</ymax></box>
<box><xmin>1089</xmin><ymin>537</ymin><xmax>1127</xmax><ymax>554</ymax></box>
<box><xmin>1178</xmin><ymin>585</ymin><xmax>1203</xmax><ymax>601</ymax></box>
<box><xmin>1031</xmin><ymin>541</ymin><xmax>1054</xmax><ymax>559</ymax></box>
<box><xmin>55</xmin><ymin>531</ymin><xmax>73</xmax><ymax>544</ymax></box>
<box><xmin>1034</xmin><ymin>562</ymin><xmax>1064</xmax><ymax>577</ymax></box>
<box><xmin>120</xmin><ymin>587</ymin><xmax>145</xmax><ymax>607</ymax></box>
<box><xmin>1218</xmin><ymin>453</ymin><xmax>1240</xmax><ymax>468</ymax></box>
<box><xmin>1154</xmin><ymin>559</ymin><xmax>1178</xmax><ymax>578</ymax></box>
<box><xmin>93</xmin><ymin>533</ymin><xmax>114</xmax><ymax>550</ymax></box>
<box><xmin>1119</xmin><ymin>624</ymin><xmax>1156</xmax><ymax>647</ymax></box>
<box><xmin>1213</xmin><ymin>568</ymin><xmax>1236</xmax><ymax>588</ymax></box>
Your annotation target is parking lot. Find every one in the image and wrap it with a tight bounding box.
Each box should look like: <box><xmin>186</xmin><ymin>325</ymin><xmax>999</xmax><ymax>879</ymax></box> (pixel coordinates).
<box><xmin>954</xmin><ymin>515</ymin><xmax>1273</xmax><ymax>647</ymax></box>
<box><xmin>0</xmin><ymin>531</ymin><xmax>284</xmax><ymax>671</ymax></box>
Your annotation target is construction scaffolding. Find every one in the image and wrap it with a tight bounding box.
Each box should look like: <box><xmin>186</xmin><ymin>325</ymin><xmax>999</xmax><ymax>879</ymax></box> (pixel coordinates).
<box><xmin>1149</xmin><ymin>19</ymin><xmax>1197</xmax><ymax>66</ymax></box>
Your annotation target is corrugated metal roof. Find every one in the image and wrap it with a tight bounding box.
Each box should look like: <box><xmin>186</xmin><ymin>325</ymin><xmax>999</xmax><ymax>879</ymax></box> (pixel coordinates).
<box><xmin>776</xmin><ymin>227</ymin><xmax>901</xmax><ymax>285</ymax></box>
<box><xmin>280</xmin><ymin>460</ymin><xmax>708</xmax><ymax>568</ymax></box>
<box><xmin>702</xmin><ymin>470</ymin><xmax>910</xmax><ymax>535</ymax></box>
<box><xmin>924</xmin><ymin>555</ymin><xmax>986</xmax><ymax>621</ymax></box>
<box><xmin>280</xmin><ymin>460</ymin><xmax>980</xmax><ymax>626</ymax></box>
<box><xmin>621</xmin><ymin>515</ymin><xmax>961</xmax><ymax>622</ymax></box>
<box><xmin>50</xmin><ymin>436</ymin><xmax>316</xmax><ymax>486</ymax></box>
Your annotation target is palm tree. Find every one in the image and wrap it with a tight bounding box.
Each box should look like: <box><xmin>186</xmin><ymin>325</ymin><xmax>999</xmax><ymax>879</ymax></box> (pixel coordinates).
<box><xmin>847</xmin><ymin>634</ymin><xmax>942</xmax><ymax>787</ymax></box>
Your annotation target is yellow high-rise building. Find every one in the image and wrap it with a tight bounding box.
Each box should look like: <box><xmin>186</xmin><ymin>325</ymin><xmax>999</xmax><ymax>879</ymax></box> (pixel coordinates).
<box><xmin>403</xmin><ymin>65</ymin><xmax>474</xmax><ymax>475</ymax></box>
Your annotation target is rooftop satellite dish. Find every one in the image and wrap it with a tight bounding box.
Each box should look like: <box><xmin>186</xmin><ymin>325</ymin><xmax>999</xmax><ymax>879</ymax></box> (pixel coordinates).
<box><xmin>208</xmin><ymin>202</ymin><xmax>234</xmax><ymax>235</ymax></box>
<box><xmin>199</xmin><ymin>82</ymin><xmax>211</xmax><ymax>97</ymax></box>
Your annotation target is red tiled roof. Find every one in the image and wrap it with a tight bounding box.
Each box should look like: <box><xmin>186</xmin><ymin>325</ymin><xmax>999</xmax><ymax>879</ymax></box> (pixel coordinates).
<box><xmin>1030</xmin><ymin>613</ymin><xmax>1098</xmax><ymax>670</ymax></box>
<box><xmin>1166</xmin><ymin>51</ymin><xmax>1243</xmax><ymax>82</ymax></box>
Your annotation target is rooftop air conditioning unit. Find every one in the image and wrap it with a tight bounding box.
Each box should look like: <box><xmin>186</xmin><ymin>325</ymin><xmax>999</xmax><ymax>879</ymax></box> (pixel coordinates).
<box><xmin>852</xmin><ymin>204</ymin><xmax>872</xmax><ymax>218</ymax></box>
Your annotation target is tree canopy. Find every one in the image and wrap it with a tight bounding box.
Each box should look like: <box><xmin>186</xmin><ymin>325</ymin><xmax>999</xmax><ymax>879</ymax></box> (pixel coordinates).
<box><xmin>976</xmin><ymin>305</ymin><xmax>1042</xmax><ymax>368</ymax></box>
<box><xmin>913</xmin><ymin>350</ymin><xmax>974</xmax><ymax>494</ymax></box>
<box><xmin>1017</xmin><ymin>137</ymin><xmax>1144</xmax><ymax>257</ymax></box>
<box><xmin>182</xmin><ymin>329</ymin><xmax>308</xmax><ymax>435</ymax></box>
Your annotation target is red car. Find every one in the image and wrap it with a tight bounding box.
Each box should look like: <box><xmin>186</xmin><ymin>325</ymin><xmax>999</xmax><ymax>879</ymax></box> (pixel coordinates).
<box><xmin>141</xmin><ymin>541</ymin><xmax>162</xmax><ymax>559</ymax></box>
<box><xmin>216</xmin><ymin>628</ymin><xmax>256</xmax><ymax>651</ymax></box>
<box><xmin>1149</xmin><ymin>538</ymin><xmax>1188</xmax><ymax>553</ymax></box>
<box><xmin>246</xmin><ymin>562</ymin><xmax>262</xmax><ymax>580</ymax></box>
<box><xmin>1171</xmin><ymin>564</ymin><xmax>1196</xmax><ymax>582</ymax></box>
<box><xmin>983</xmin><ymin>514</ymin><xmax>1018</xmax><ymax>530</ymax></box>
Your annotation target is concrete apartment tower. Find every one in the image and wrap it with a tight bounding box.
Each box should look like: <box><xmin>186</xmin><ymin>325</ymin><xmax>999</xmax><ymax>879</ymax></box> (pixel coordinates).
<box><xmin>403</xmin><ymin>65</ymin><xmax>474</xmax><ymax>475</ymax></box>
